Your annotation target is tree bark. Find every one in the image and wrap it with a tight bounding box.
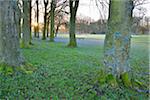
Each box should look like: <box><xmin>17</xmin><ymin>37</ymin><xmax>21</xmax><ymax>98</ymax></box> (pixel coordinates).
<box><xmin>68</xmin><ymin>0</ymin><xmax>79</xmax><ymax>47</ymax></box>
<box><xmin>16</xmin><ymin>1</ymin><xmax>22</xmax><ymax>39</ymax></box>
<box><xmin>22</xmin><ymin>0</ymin><xmax>30</xmax><ymax>48</ymax></box>
<box><xmin>42</xmin><ymin>0</ymin><xmax>48</xmax><ymax>40</ymax></box>
<box><xmin>104</xmin><ymin>0</ymin><xmax>133</xmax><ymax>77</ymax></box>
<box><xmin>0</xmin><ymin>0</ymin><xmax>24</xmax><ymax>66</ymax></box>
<box><xmin>68</xmin><ymin>13</ymin><xmax>76</xmax><ymax>47</ymax></box>
<box><xmin>35</xmin><ymin>0</ymin><xmax>39</xmax><ymax>38</ymax></box>
<box><xmin>55</xmin><ymin>22</ymin><xmax>61</xmax><ymax>37</ymax></box>
<box><xmin>47</xmin><ymin>19</ymin><xmax>50</xmax><ymax>37</ymax></box>
<box><xmin>29</xmin><ymin>0</ymin><xmax>32</xmax><ymax>44</ymax></box>
<box><xmin>50</xmin><ymin>0</ymin><xmax>56</xmax><ymax>42</ymax></box>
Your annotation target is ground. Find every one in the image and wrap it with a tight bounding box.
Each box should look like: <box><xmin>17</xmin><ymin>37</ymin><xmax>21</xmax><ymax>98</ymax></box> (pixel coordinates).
<box><xmin>0</xmin><ymin>34</ymin><xmax>149</xmax><ymax>99</ymax></box>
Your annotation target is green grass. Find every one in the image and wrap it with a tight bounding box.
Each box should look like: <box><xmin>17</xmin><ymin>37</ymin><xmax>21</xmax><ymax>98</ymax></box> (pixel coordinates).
<box><xmin>58</xmin><ymin>33</ymin><xmax>150</xmax><ymax>40</ymax></box>
<box><xmin>0</xmin><ymin>35</ymin><xmax>149</xmax><ymax>99</ymax></box>
<box><xmin>57</xmin><ymin>33</ymin><xmax>105</xmax><ymax>40</ymax></box>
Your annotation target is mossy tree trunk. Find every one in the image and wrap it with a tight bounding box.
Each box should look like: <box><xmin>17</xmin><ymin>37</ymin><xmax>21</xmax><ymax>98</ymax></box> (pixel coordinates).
<box><xmin>0</xmin><ymin>0</ymin><xmax>24</xmax><ymax>66</ymax></box>
<box><xmin>43</xmin><ymin>0</ymin><xmax>48</xmax><ymax>40</ymax></box>
<box><xmin>50</xmin><ymin>0</ymin><xmax>56</xmax><ymax>42</ymax></box>
<box><xmin>68</xmin><ymin>0</ymin><xmax>79</xmax><ymax>47</ymax></box>
<box><xmin>29</xmin><ymin>0</ymin><xmax>32</xmax><ymax>44</ymax></box>
<box><xmin>22</xmin><ymin>0</ymin><xmax>30</xmax><ymax>48</ymax></box>
<box><xmin>104</xmin><ymin>0</ymin><xmax>133</xmax><ymax>78</ymax></box>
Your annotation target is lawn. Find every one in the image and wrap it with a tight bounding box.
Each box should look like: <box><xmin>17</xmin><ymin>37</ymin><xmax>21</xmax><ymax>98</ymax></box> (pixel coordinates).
<box><xmin>0</xmin><ymin>35</ymin><xmax>149</xmax><ymax>99</ymax></box>
<box><xmin>57</xmin><ymin>33</ymin><xmax>105</xmax><ymax>40</ymax></box>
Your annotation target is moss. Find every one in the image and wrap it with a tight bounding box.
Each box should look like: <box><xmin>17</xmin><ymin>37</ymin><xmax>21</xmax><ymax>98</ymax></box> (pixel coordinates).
<box><xmin>106</xmin><ymin>74</ymin><xmax>118</xmax><ymax>87</ymax></box>
<box><xmin>20</xmin><ymin>39</ymin><xmax>30</xmax><ymax>48</ymax></box>
<box><xmin>120</xmin><ymin>72</ymin><xmax>132</xmax><ymax>87</ymax></box>
<box><xmin>97</xmin><ymin>69</ymin><xmax>148</xmax><ymax>91</ymax></box>
<box><xmin>0</xmin><ymin>63</ymin><xmax>36</xmax><ymax>75</ymax></box>
<box><xmin>15</xmin><ymin>63</ymin><xmax>36</xmax><ymax>74</ymax></box>
<box><xmin>98</xmin><ymin>75</ymin><xmax>106</xmax><ymax>85</ymax></box>
<box><xmin>67</xmin><ymin>41</ymin><xmax>77</xmax><ymax>47</ymax></box>
<box><xmin>0</xmin><ymin>63</ymin><xmax>14</xmax><ymax>75</ymax></box>
<box><xmin>131</xmin><ymin>79</ymin><xmax>147</xmax><ymax>90</ymax></box>
<box><xmin>97</xmin><ymin>70</ymin><xmax>117</xmax><ymax>88</ymax></box>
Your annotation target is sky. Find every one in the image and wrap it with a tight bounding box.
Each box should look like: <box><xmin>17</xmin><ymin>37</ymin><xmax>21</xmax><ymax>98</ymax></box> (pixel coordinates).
<box><xmin>33</xmin><ymin>0</ymin><xmax>150</xmax><ymax>23</ymax></box>
<box><xmin>77</xmin><ymin>0</ymin><xmax>150</xmax><ymax>21</ymax></box>
<box><xmin>77</xmin><ymin>0</ymin><xmax>107</xmax><ymax>21</ymax></box>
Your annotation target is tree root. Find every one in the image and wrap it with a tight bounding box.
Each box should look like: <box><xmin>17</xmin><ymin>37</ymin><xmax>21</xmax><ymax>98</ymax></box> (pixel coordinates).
<box><xmin>0</xmin><ymin>63</ymin><xmax>37</xmax><ymax>75</ymax></box>
<box><xmin>96</xmin><ymin>70</ymin><xmax>148</xmax><ymax>94</ymax></box>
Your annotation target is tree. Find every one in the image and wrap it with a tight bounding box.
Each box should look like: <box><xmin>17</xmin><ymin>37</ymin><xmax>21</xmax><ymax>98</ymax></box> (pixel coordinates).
<box><xmin>145</xmin><ymin>17</ymin><xmax>150</xmax><ymax>32</ymax></box>
<box><xmin>29</xmin><ymin>0</ymin><xmax>32</xmax><ymax>44</ymax></box>
<box><xmin>47</xmin><ymin>18</ymin><xmax>50</xmax><ymax>37</ymax></box>
<box><xmin>55</xmin><ymin>14</ymin><xmax>64</xmax><ymax>37</ymax></box>
<box><xmin>54</xmin><ymin>0</ymin><xmax>69</xmax><ymax>37</ymax></box>
<box><xmin>34</xmin><ymin>0</ymin><xmax>39</xmax><ymax>38</ymax></box>
<box><xmin>46</xmin><ymin>0</ymin><xmax>68</xmax><ymax>38</ymax></box>
<box><xmin>0</xmin><ymin>0</ymin><xmax>24</xmax><ymax>66</ymax></box>
<box><xmin>68</xmin><ymin>0</ymin><xmax>79</xmax><ymax>47</ymax></box>
<box><xmin>42</xmin><ymin>0</ymin><xmax>49</xmax><ymax>40</ymax></box>
<box><xmin>104</xmin><ymin>0</ymin><xmax>133</xmax><ymax>79</ymax></box>
<box><xmin>16</xmin><ymin>0</ymin><xmax>22</xmax><ymax>39</ymax></box>
<box><xmin>50</xmin><ymin>0</ymin><xmax>56</xmax><ymax>42</ymax></box>
<box><xmin>22</xmin><ymin>0</ymin><xmax>30</xmax><ymax>48</ymax></box>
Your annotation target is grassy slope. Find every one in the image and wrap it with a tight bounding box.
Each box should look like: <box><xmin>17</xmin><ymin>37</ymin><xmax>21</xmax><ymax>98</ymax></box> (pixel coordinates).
<box><xmin>0</xmin><ymin>35</ymin><xmax>149</xmax><ymax>99</ymax></box>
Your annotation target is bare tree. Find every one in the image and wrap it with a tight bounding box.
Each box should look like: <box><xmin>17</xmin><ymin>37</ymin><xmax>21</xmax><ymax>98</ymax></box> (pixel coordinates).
<box><xmin>68</xmin><ymin>0</ymin><xmax>79</xmax><ymax>47</ymax></box>
<box><xmin>54</xmin><ymin>0</ymin><xmax>68</xmax><ymax>37</ymax></box>
<box><xmin>42</xmin><ymin>0</ymin><xmax>49</xmax><ymax>40</ymax></box>
<box><xmin>34</xmin><ymin>0</ymin><xmax>39</xmax><ymax>38</ymax></box>
<box><xmin>29</xmin><ymin>0</ymin><xmax>32</xmax><ymax>44</ymax></box>
<box><xmin>50</xmin><ymin>0</ymin><xmax>56</xmax><ymax>42</ymax></box>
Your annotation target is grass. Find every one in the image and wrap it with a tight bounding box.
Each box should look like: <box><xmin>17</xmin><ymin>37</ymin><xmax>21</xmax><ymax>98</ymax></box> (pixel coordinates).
<box><xmin>58</xmin><ymin>33</ymin><xmax>150</xmax><ymax>40</ymax></box>
<box><xmin>0</xmin><ymin>35</ymin><xmax>149</xmax><ymax>99</ymax></box>
<box><xmin>57</xmin><ymin>33</ymin><xmax>105</xmax><ymax>40</ymax></box>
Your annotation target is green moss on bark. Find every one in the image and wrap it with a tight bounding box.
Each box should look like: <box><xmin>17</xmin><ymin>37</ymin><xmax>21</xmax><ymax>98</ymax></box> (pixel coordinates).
<box><xmin>120</xmin><ymin>72</ymin><xmax>132</xmax><ymax>87</ymax></box>
<box><xmin>67</xmin><ymin>41</ymin><xmax>77</xmax><ymax>47</ymax></box>
<box><xmin>0</xmin><ymin>63</ymin><xmax>36</xmax><ymax>75</ymax></box>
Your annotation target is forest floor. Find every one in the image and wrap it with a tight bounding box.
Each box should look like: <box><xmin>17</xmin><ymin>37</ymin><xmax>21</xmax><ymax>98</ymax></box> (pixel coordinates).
<box><xmin>0</xmin><ymin>35</ymin><xmax>149</xmax><ymax>99</ymax></box>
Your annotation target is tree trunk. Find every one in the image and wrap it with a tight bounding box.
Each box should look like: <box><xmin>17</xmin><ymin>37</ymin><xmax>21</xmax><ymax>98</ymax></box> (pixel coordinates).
<box><xmin>55</xmin><ymin>23</ymin><xmax>60</xmax><ymax>37</ymax></box>
<box><xmin>47</xmin><ymin>19</ymin><xmax>50</xmax><ymax>37</ymax></box>
<box><xmin>22</xmin><ymin>0</ymin><xmax>30</xmax><ymax>48</ymax></box>
<box><xmin>43</xmin><ymin>8</ymin><xmax>47</xmax><ymax>40</ymax></box>
<box><xmin>104</xmin><ymin>0</ymin><xmax>133</xmax><ymax>77</ymax></box>
<box><xmin>42</xmin><ymin>0</ymin><xmax>48</xmax><ymax>40</ymax></box>
<box><xmin>68</xmin><ymin>0</ymin><xmax>79</xmax><ymax>47</ymax></box>
<box><xmin>16</xmin><ymin>1</ymin><xmax>22</xmax><ymax>39</ymax></box>
<box><xmin>18</xmin><ymin>18</ymin><xmax>22</xmax><ymax>38</ymax></box>
<box><xmin>0</xmin><ymin>0</ymin><xmax>24</xmax><ymax>66</ymax></box>
<box><xmin>29</xmin><ymin>0</ymin><xmax>32</xmax><ymax>44</ymax></box>
<box><xmin>50</xmin><ymin>0</ymin><xmax>56</xmax><ymax>42</ymax></box>
<box><xmin>35</xmin><ymin>0</ymin><xmax>39</xmax><ymax>38</ymax></box>
<box><xmin>68</xmin><ymin>13</ymin><xmax>77</xmax><ymax>47</ymax></box>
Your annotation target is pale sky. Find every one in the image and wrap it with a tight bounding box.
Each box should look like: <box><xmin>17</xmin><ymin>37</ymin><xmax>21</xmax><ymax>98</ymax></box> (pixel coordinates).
<box><xmin>77</xmin><ymin>0</ymin><xmax>150</xmax><ymax>21</ymax></box>
<box><xmin>77</xmin><ymin>0</ymin><xmax>101</xmax><ymax>21</ymax></box>
<box><xmin>34</xmin><ymin>0</ymin><xmax>150</xmax><ymax>23</ymax></box>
